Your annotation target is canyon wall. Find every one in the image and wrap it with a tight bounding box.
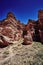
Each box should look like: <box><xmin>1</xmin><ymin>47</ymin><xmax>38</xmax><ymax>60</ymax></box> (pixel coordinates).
<box><xmin>0</xmin><ymin>10</ymin><xmax>43</xmax><ymax>47</ymax></box>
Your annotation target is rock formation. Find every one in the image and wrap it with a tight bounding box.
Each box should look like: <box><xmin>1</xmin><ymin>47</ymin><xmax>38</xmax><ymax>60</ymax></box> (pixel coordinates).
<box><xmin>0</xmin><ymin>12</ymin><xmax>33</xmax><ymax>47</ymax></box>
<box><xmin>0</xmin><ymin>10</ymin><xmax>43</xmax><ymax>47</ymax></box>
<box><xmin>27</xmin><ymin>10</ymin><xmax>43</xmax><ymax>43</ymax></box>
<box><xmin>38</xmin><ymin>10</ymin><xmax>43</xmax><ymax>43</ymax></box>
<box><xmin>0</xmin><ymin>12</ymin><xmax>23</xmax><ymax>47</ymax></box>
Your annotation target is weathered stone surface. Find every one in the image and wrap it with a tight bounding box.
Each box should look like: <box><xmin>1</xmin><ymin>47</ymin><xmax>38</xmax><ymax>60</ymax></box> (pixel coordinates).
<box><xmin>22</xmin><ymin>25</ymin><xmax>33</xmax><ymax>45</ymax></box>
<box><xmin>0</xmin><ymin>10</ymin><xmax>43</xmax><ymax>47</ymax></box>
<box><xmin>38</xmin><ymin>10</ymin><xmax>43</xmax><ymax>19</ymax></box>
<box><xmin>0</xmin><ymin>15</ymin><xmax>23</xmax><ymax>47</ymax></box>
<box><xmin>0</xmin><ymin>10</ymin><xmax>43</xmax><ymax>65</ymax></box>
<box><xmin>23</xmin><ymin>31</ymin><xmax>32</xmax><ymax>45</ymax></box>
<box><xmin>27</xmin><ymin>10</ymin><xmax>43</xmax><ymax>43</ymax></box>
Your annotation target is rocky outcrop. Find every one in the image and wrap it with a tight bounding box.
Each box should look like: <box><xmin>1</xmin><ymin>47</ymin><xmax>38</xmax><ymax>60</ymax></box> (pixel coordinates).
<box><xmin>23</xmin><ymin>30</ymin><xmax>32</xmax><ymax>45</ymax></box>
<box><xmin>22</xmin><ymin>24</ymin><xmax>33</xmax><ymax>45</ymax></box>
<box><xmin>27</xmin><ymin>10</ymin><xmax>43</xmax><ymax>44</ymax></box>
<box><xmin>0</xmin><ymin>10</ymin><xmax>43</xmax><ymax>47</ymax></box>
<box><xmin>0</xmin><ymin>13</ymin><xmax>23</xmax><ymax>47</ymax></box>
<box><xmin>0</xmin><ymin>12</ymin><xmax>33</xmax><ymax>47</ymax></box>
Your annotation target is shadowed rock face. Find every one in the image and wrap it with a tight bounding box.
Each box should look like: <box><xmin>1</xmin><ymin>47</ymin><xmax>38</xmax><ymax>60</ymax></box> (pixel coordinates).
<box><xmin>28</xmin><ymin>10</ymin><xmax>43</xmax><ymax>43</ymax></box>
<box><xmin>23</xmin><ymin>10</ymin><xmax>43</xmax><ymax>44</ymax></box>
<box><xmin>39</xmin><ymin>30</ymin><xmax>43</xmax><ymax>43</ymax></box>
<box><xmin>22</xmin><ymin>25</ymin><xmax>33</xmax><ymax>45</ymax></box>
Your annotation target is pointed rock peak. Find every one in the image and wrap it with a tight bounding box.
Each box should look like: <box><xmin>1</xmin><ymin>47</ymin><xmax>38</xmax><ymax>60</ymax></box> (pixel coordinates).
<box><xmin>38</xmin><ymin>10</ymin><xmax>43</xmax><ymax>13</ymax></box>
<box><xmin>17</xmin><ymin>20</ymin><xmax>20</xmax><ymax>24</ymax></box>
<box><xmin>7</xmin><ymin>12</ymin><xmax>16</xmax><ymax>18</ymax></box>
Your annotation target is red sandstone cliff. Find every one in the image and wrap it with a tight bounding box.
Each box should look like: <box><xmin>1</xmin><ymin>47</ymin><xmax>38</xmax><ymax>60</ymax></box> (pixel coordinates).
<box><xmin>0</xmin><ymin>12</ymin><xmax>33</xmax><ymax>47</ymax></box>
<box><xmin>0</xmin><ymin>10</ymin><xmax>43</xmax><ymax>47</ymax></box>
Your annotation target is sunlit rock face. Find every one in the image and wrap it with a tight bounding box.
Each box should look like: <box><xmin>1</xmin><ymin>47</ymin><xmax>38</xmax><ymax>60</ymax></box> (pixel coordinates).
<box><xmin>0</xmin><ymin>10</ymin><xmax>43</xmax><ymax>47</ymax></box>
<box><xmin>0</xmin><ymin>12</ymin><xmax>33</xmax><ymax>47</ymax></box>
<box><xmin>38</xmin><ymin>10</ymin><xmax>43</xmax><ymax>30</ymax></box>
<box><xmin>38</xmin><ymin>10</ymin><xmax>43</xmax><ymax>19</ymax></box>
<box><xmin>0</xmin><ymin>13</ymin><xmax>23</xmax><ymax>47</ymax></box>
<box><xmin>23</xmin><ymin>30</ymin><xmax>33</xmax><ymax>45</ymax></box>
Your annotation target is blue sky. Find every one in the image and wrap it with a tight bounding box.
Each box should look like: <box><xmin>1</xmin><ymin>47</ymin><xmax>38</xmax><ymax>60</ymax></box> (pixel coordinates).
<box><xmin>0</xmin><ymin>0</ymin><xmax>43</xmax><ymax>24</ymax></box>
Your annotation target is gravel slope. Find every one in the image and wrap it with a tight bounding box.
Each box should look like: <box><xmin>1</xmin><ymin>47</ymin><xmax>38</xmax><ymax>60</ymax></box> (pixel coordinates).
<box><xmin>0</xmin><ymin>39</ymin><xmax>43</xmax><ymax>65</ymax></box>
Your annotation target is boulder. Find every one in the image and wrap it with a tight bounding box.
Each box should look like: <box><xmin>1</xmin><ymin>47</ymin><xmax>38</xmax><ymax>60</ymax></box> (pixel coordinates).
<box><xmin>22</xmin><ymin>30</ymin><xmax>33</xmax><ymax>45</ymax></box>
